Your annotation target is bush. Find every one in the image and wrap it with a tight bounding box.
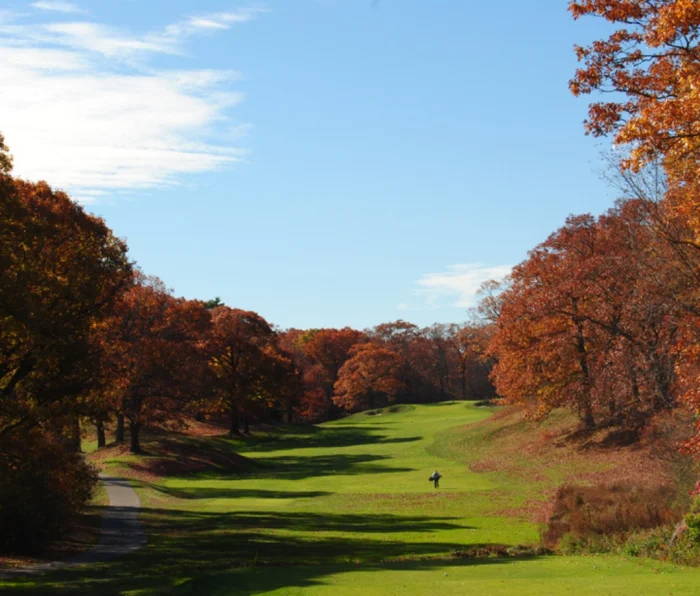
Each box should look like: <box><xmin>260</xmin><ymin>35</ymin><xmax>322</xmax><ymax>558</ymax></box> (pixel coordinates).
<box><xmin>622</xmin><ymin>526</ymin><xmax>673</xmax><ymax>558</ymax></box>
<box><xmin>685</xmin><ymin>511</ymin><xmax>700</xmax><ymax>544</ymax></box>
<box><xmin>543</xmin><ymin>483</ymin><xmax>679</xmax><ymax>549</ymax></box>
<box><xmin>0</xmin><ymin>430</ymin><xmax>98</xmax><ymax>554</ymax></box>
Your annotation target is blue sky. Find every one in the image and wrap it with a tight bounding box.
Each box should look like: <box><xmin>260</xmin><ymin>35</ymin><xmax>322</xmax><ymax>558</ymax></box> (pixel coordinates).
<box><xmin>0</xmin><ymin>1</ymin><xmax>615</xmax><ymax>329</ymax></box>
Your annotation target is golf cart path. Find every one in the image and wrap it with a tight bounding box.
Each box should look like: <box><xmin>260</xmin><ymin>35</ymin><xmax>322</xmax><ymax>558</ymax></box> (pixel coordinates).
<box><xmin>3</xmin><ymin>473</ymin><xmax>145</xmax><ymax>576</ymax></box>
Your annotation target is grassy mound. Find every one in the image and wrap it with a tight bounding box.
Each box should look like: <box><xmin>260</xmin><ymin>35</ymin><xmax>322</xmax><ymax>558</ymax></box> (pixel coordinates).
<box><xmin>87</xmin><ymin>431</ymin><xmax>255</xmax><ymax>484</ymax></box>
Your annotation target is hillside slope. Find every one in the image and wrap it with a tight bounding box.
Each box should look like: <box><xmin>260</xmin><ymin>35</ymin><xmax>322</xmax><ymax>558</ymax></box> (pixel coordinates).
<box><xmin>431</xmin><ymin>406</ymin><xmax>697</xmax><ymax>525</ymax></box>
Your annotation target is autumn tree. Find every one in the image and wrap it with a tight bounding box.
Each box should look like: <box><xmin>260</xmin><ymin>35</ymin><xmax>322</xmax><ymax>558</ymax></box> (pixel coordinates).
<box><xmin>333</xmin><ymin>343</ymin><xmax>403</xmax><ymax>412</ymax></box>
<box><xmin>488</xmin><ymin>216</ymin><xmax>601</xmax><ymax>426</ymax></box>
<box><xmin>367</xmin><ymin>320</ymin><xmax>495</xmax><ymax>404</ymax></box>
<box><xmin>277</xmin><ymin>328</ymin><xmax>315</xmax><ymax>422</ymax></box>
<box><xmin>570</xmin><ymin>3</ymin><xmax>700</xmax><ymax>445</ymax></box>
<box><xmin>489</xmin><ymin>201</ymin><xmax>687</xmax><ymax>428</ymax></box>
<box><xmin>370</xmin><ymin>320</ymin><xmax>420</xmax><ymax>357</ymax></box>
<box><xmin>369</xmin><ymin>320</ymin><xmax>438</xmax><ymax>401</ymax></box>
<box><xmin>100</xmin><ymin>275</ymin><xmax>211</xmax><ymax>453</ymax></box>
<box><xmin>569</xmin><ymin>0</ymin><xmax>700</xmax><ymax>242</ymax></box>
<box><xmin>0</xmin><ymin>176</ymin><xmax>131</xmax><ymax>441</ymax></box>
<box><xmin>268</xmin><ymin>345</ymin><xmax>304</xmax><ymax>424</ymax></box>
<box><xmin>445</xmin><ymin>323</ymin><xmax>495</xmax><ymax>400</ymax></box>
<box><xmin>297</xmin><ymin>327</ymin><xmax>366</xmax><ymax>420</ymax></box>
<box><xmin>207</xmin><ymin>307</ymin><xmax>279</xmax><ymax>435</ymax></box>
<box><xmin>407</xmin><ymin>326</ymin><xmax>455</xmax><ymax>402</ymax></box>
<box><xmin>0</xmin><ymin>142</ymin><xmax>130</xmax><ymax>551</ymax></box>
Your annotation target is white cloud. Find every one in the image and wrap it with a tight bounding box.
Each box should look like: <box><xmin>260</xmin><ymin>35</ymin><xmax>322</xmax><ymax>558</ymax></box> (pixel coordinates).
<box><xmin>188</xmin><ymin>18</ymin><xmax>229</xmax><ymax>31</ymax></box>
<box><xmin>404</xmin><ymin>263</ymin><xmax>512</xmax><ymax>310</ymax></box>
<box><xmin>32</xmin><ymin>1</ymin><xmax>84</xmax><ymax>14</ymax></box>
<box><xmin>43</xmin><ymin>22</ymin><xmax>179</xmax><ymax>57</ymax></box>
<box><xmin>0</xmin><ymin>8</ymin><xmax>264</xmax><ymax>202</ymax></box>
<box><xmin>166</xmin><ymin>9</ymin><xmax>268</xmax><ymax>40</ymax></box>
<box><xmin>0</xmin><ymin>46</ymin><xmax>88</xmax><ymax>70</ymax></box>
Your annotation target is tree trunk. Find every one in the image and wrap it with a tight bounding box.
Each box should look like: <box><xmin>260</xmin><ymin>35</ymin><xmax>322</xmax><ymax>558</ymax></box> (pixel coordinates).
<box><xmin>572</xmin><ymin>300</ymin><xmax>595</xmax><ymax>429</ymax></box>
<box><xmin>243</xmin><ymin>414</ymin><xmax>250</xmax><ymax>434</ymax></box>
<box><xmin>96</xmin><ymin>421</ymin><xmax>106</xmax><ymax>449</ymax></box>
<box><xmin>70</xmin><ymin>414</ymin><xmax>82</xmax><ymax>453</ymax></box>
<box><xmin>286</xmin><ymin>400</ymin><xmax>294</xmax><ymax>424</ymax></box>
<box><xmin>461</xmin><ymin>362</ymin><xmax>468</xmax><ymax>400</ymax></box>
<box><xmin>129</xmin><ymin>420</ymin><xmax>141</xmax><ymax>454</ymax></box>
<box><xmin>229</xmin><ymin>405</ymin><xmax>241</xmax><ymax>436</ymax></box>
<box><xmin>115</xmin><ymin>414</ymin><xmax>125</xmax><ymax>443</ymax></box>
<box><xmin>650</xmin><ymin>355</ymin><xmax>674</xmax><ymax>412</ymax></box>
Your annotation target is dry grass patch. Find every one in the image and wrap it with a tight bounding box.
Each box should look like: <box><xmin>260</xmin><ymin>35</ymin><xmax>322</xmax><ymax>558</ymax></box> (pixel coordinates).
<box><xmin>543</xmin><ymin>483</ymin><xmax>680</xmax><ymax>548</ymax></box>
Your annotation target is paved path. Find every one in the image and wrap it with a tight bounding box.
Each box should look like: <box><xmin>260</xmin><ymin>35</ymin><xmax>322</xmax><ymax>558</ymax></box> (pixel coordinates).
<box><xmin>2</xmin><ymin>474</ymin><xmax>145</xmax><ymax>576</ymax></box>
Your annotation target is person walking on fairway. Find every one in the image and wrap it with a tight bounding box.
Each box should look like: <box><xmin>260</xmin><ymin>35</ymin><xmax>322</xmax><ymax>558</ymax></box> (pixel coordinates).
<box><xmin>429</xmin><ymin>470</ymin><xmax>442</xmax><ymax>489</ymax></box>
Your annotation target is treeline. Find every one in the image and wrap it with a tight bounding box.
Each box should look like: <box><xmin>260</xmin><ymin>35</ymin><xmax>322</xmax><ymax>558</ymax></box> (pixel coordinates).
<box><xmin>281</xmin><ymin>320</ymin><xmax>495</xmax><ymax>421</ymax></box>
<box><xmin>485</xmin><ymin>0</ymin><xmax>700</xmax><ymax>454</ymax></box>
<box><xmin>486</xmin><ymin>193</ymin><xmax>696</xmax><ymax>432</ymax></box>
<box><xmin>0</xmin><ymin>135</ymin><xmax>494</xmax><ymax>551</ymax></box>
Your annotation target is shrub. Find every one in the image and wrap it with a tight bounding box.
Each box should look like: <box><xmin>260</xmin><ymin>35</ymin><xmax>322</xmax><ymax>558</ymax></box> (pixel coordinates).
<box><xmin>543</xmin><ymin>483</ymin><xmax>679</xmax><ymax>549</ymax></box>
<box><xmin>0</xmin><ymin>430</ymin><xmax>98</xmax><ymax>554</ymax></box>
<box><xmin>622</xmin><ymin>526</ymin><xmax>673</xmax><ymax>558</ymax></box>
<box><xmin>685</xmin><ymin>513</ymin><xmax>700</xmax><ymax>544</ymax></box>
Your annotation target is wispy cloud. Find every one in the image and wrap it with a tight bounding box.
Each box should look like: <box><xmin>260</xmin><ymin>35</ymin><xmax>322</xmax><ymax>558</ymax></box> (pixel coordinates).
<box><xmin>0</xmin><ymin>7</ymin><xmax>265</xmax><ymax>202</ymax></box>
<box><xmin>165</xmin><ymin>9</ymin><xmax>269</xmax><ymax>42</ymax></box>
<box><xmin>187</xmin><ymin>9</ymin><xmax>267</xmax><ymax>30</ymax></box>
<box><xmin>32</xmin><ymin>1</ymin><xmax>85</xmax><ymax>14</ymax></box>
<box><xmin>41</xmin><ymin>22</ymin><xmax>180</xmax><ymax>57</ymax></box>
<box><xmin>401</xmin><ymin>263</ymin><xmax>512</xmax><ymax>311</ymax></box>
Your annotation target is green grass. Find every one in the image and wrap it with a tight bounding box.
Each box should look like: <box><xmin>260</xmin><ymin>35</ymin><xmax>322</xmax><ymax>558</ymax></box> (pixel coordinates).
<box><xmin>176</xmin><ymin>556</ymin><xmax>700</xmax><ymax>595</ymax></box>
<box><xmin>3</xmin><ymin>402</ymin><xmax>700</xmax><ymax>594</ymax></box>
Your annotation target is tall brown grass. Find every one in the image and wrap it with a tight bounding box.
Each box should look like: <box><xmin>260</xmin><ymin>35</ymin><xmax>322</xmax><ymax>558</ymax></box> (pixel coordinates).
<box><xmin>543</xmin><ymin>483</ymin><xmax>681</xmax><ymax>548</ymax></box>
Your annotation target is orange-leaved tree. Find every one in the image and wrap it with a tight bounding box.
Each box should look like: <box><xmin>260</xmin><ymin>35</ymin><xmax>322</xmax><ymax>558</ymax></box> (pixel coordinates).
<box><xmin>489</xmin><ymin>201</ymin><xmax>686</xmax><ymax>428</ymax></box>
<box><xmin>100</xmin><ymin>274</ymin><xmax>211</xmax><ymax>453</ymax></box>
<box><xmin>299</xmin><ymin>327</ymin><xmax>366</xmax><ymax>419</ymax></box>
<box><xmin>0</xmin><ymin>174</ymin><xmax>131</xmax><ymax>440</ymax></box>
<box><xmin>569</xmin><ymin>0</ymin><xmax>700</xmax><ymax>241</ymax></box>
<box><xmin>333</xmin><ymin>343</ymin><xmax>403</xmax><ymax>412</ymax></box>
<box><xmin>488</xmin><ymin>215</ymin><xmax>601</xmax><ymax>426</ymax></box>
<box><xmin>0</xmin><ymin>137</ymin><xmax>130</xmax><ymax>552</ymax></box>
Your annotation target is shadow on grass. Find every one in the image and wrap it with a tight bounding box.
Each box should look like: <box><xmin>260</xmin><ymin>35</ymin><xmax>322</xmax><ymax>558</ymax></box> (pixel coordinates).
<box><xmin>142</xmin><ymin>508</ymin><xmax>471</xmax><ymax>536</ymax></box>
<box><xmin>134</xmin><ymin>481</ymin><xmax>333</xmax><ymax>501</ymax></box>
<box><xmin>179</xmin><ymin>556</ymin><xmax>546</xmax><ymax>596</ymax></box>
<box><xmin>123</xmin><ymin>452</ymin><xmax>413</xmax><ymax>487</ymax></box>
<box><xmin>237</xmin><ymin>424</ymin><xmax>420</xmax><ymax>454</ymax></box>
<box><xmin>1</xmin><ymin>505</ymin><xmax>531</xmax><ymax>595</ymax></box>
<box><xmin>252</xmin><ymin>453</ymin><xmax>413</xmax><ymax>480</ymax></box>
<box><xmin>123</xmin><ymin>507</ymin><xmax>475</xmax><ymax>551</ymax></box>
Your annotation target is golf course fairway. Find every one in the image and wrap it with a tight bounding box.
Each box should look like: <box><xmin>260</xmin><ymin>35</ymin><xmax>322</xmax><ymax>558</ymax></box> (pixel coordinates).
<box><xmin>3</xmin><ymin>402</ymin><xmax>699</xmax><ymax>595</ymax></box>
